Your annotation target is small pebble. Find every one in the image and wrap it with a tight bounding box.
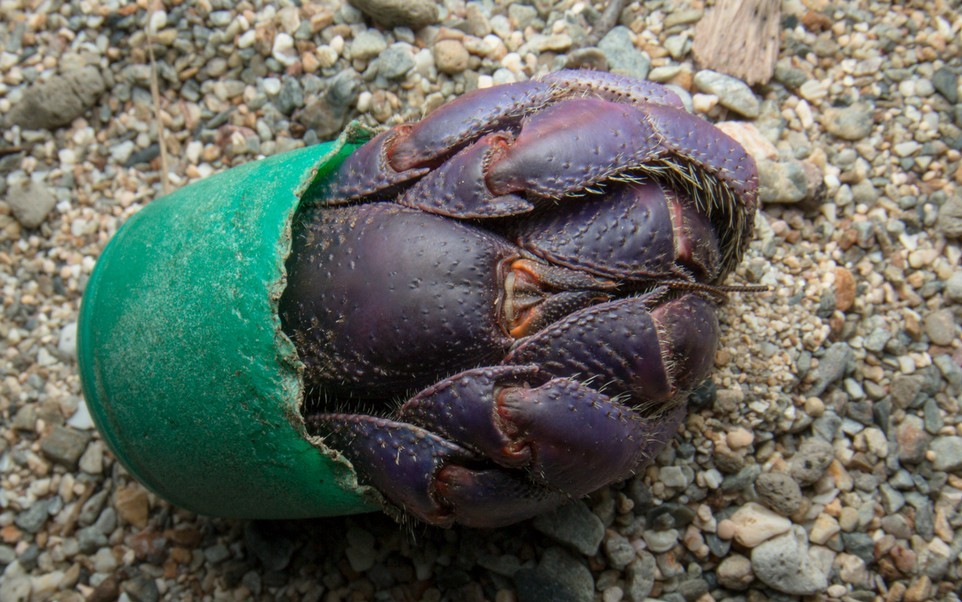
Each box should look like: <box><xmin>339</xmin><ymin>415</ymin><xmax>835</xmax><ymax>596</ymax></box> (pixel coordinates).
<box><xmin>727</xmin><ymin>503</ymin><xmax>791</xmax><ymax>547</ymax></box>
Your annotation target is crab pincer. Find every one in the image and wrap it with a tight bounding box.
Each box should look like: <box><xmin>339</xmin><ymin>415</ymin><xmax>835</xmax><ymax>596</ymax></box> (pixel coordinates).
<box><xmin>280</xmin><ymin>70</ymin><xmax>758</xmax><ymax>527</ymax></box>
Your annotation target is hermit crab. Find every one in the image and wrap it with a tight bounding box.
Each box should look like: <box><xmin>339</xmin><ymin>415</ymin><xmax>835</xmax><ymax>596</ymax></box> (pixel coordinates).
<box><xmin>78</xmin><ymin>70</ymin><xmax>757</xmax><ymax>528</ymax></box>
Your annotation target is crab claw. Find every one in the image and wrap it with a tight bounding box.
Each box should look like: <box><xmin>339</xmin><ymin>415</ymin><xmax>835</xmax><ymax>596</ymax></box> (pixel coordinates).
<box><xmin>311</xmin><ymin>365</ymin><xmax>684</xmax><ymax>528</ymax></box>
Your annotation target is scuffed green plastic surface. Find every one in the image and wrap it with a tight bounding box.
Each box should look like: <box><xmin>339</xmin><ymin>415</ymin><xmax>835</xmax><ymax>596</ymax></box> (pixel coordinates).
<box><xmin>78</xmin><ymin>132</ymin><xmax>381</xmax><ymax>518</ymax></box>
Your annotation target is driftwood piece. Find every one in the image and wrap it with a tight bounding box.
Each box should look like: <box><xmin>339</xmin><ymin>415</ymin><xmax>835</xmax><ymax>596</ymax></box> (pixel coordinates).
<box><xmin>692</xmin><ymin>0</ymin><xmax>781</xmax><ymax>86</ymax></box>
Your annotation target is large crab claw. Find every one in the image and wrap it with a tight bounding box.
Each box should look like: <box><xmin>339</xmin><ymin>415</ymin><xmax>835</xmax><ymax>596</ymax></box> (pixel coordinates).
<box><xmin>284</xmin><ymin>70</ymin><xmax>758</xmax><ymax>527</ymax></box>
<box><xmin>319</xmin><ymin>70</ymin><xmax>757</xmax><ymax>280</ymax></box>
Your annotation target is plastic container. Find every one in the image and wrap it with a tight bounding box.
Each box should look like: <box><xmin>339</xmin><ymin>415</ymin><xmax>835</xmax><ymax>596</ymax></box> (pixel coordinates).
<box><xmin>78</xmin><ymin>128</ymin><xmax>382</xmax><ymax>519</ymax></box>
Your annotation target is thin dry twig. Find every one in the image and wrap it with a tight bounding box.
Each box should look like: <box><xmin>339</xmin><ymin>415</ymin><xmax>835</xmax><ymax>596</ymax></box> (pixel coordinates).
<box><xmin>692</xmin><ymin>0</ymin><xmax>781</xmax><ymax>86</ymax></box>
<box><xmin>147</xmin><ymin>5</ymin><xmax>171</xmax><ymax>195</ymax></box>
<box><xmin>58</xmin><ymin>481</ymin><xmax>97</xmax><ymax>537</ymax></box>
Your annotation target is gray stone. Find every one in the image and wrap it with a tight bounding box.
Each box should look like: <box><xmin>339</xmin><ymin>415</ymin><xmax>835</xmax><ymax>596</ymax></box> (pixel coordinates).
<box><xmin>808</xmin><ymin>342</ymin><xmax>854</xmax><ymax>396</ymax></box>
<box><xmin>923</xmin><ymin>398</ymin><xmax>944</xmax><ymax>434</ymax></box>
<box><xmin>6</xmin><ymin>66</ymin><xmax>105</xmax><ymax>129</ymax></box>
<box><xmin>377</xmin><ymin>43</ymin><xmax>415</xmax><ymax>79</ymax></box>
<box><xmin>754</xmin><ymin>472</ymin><xmax>803</xmax><ymax>516</ymax></box>
<box><xmin>907</xmin><ymin>493</ymin><xmax>935</xmax><ymax>539</ymax></box>
<box><xmin>932</xmin><ymin>66</ymin><xmax>959</xmax><ymax>103</ymax></box>
<box><xmin>812</xmin><ymin>411</ymin><xmax>842</xmax><ymax>442</ymax></box>
<box><xmin>646</xmin><ymin>503</ymin><xmax>695</xmax><ymax>530</ymax></box>
<box><xmin>880</xmin><ymin>514</ymin><xmax>913</xmax><ymax>540</ymax></box>
<box><xmin>663</xmin><ymin>35</ymin><xmax>689</xmax><ymax>60</ymax></box>
<box><xmin>243</xmin><ymin>522</ymin><xmax>295</xmax><ymax>572</ymax></box>
<box><xmin>94</xmin><ymin>507</ymin><xmax>117</xmax><ymax>535</ymax></box>
<box><xmin>891</xmin><ymin>374</ymin><xmax>924</xmax><ymax>408</ymax></box>
<box><xmin>946</xmin><ymin>272</ymin><xmax>962</xmax><ymax>303</ymax></box>
<box><xmin>879</xmin><ymin>483</ymin><xmax>905</xmax><ymax>513</ymax></box>
<box><xmin>706</xmin><ymin>533</ymin><xmax>731</xmax><ymax>557</ymax></box>
<box><xmin>721</xmin><ymin>464</ymin><xmax>761</xmax><ymax>492</ymax></box>
<box><xmin>514</xmin><ymin>547</ymin><xmax>594</xmax><ymax>602</ymax></box>
<box><xmin>774</xmin><ymin>60</ymin><xmax>808</xmax><ymax>88</ymax></box>
<box><xmin>924</xmin><ymin>309</ymin><xmax>956</xmax><ymax>346</ymax></box>
<box><xmin>789</xmin><ymin>438</ymin><xmax>834</xmax><ymax>486</ymax></box>
<box><xmin>864</xmin><ymin>327</ymin><xmax>892</xmax><ymax>353</ymax></box>
<box><xmin>0</xmin><ymin>572</ymin><xmax>31</xmax><ymax>602</ymax></box>
<box><xmin>625</xmin><ymin>552</ymin><xmax>656</xmax><ymax>602</ymax></box>
<box><xmin>5</xmin><ymin>180</ymin><xmax>57</xmax><ymax>229</ymax></box>
<box><xmin>79</xmin><ymin>490</ymin><xmax>109</xmax><ymax>526</ymax></box>
<box><xmin>123</xmin><ymin>577</ymin><xmax>160</xmax><ymax>602</ymax></box>
<box><xmin>14</xmin><ymin>498</ymin><xmax>53</xmax><ymax>533</ymax></box>
<box><xmin>76</xmin><ymin>526</ymin><xmax>108</xmax><ymax>554</ymax></box>
<box><xmin>935</xmin><ymin>354</ymin><xmax>962</xmax><ymax>393</ymax></box>
<box><xmin>929</xmin><ymin>437</ymin><xmax>962</xmax><ymax>472</ymax></box>
<box><xmin>851</xmin><ymin>180</ymin><xmax>879</xmax><ymax>207</ymax></box>
<box><xmin>758</xmin><ymin>159</ymin><xmax>823</xmax><ymax>204</ymax></box>
<box><xmin>40</xmin><ymin>426</ymin><xmax>91</xmax><ymax>468</ymax></box>
<box><xmin>677</xmin><ymin>578</ymin><xmax>709</xmax><ymax>600</ymax></box>
<box><xmin>841</xmin><ymin>532</ymin><xmax>874</xmax><ymax>563</ymax></box>
<box><xmin>598</xmin><ymin>27</ymin><xmax>650</xmax><ymax>80</ymax></box>
<box><xmin>275</xmin><ymin>77</ymin><xmax>303</xmax><ymax>115</ymax></box>
<box><xmin>348</xmin><ymin>0</ymin><xmax>438</xmax><ymax>29</ymax></box>
<box><xmin>297</xmin><ymin>71</ymin><xmax>360</xmax><ymax>140</ymax></box>
<box><xmin>693</xmin><ymin>70</ymin><xmax>760</xmax><ymax>118</ymax></box>
<box><xmin>642</xmin><ymin>528</ymin><xmax>679</xmax><ymax>553</ymax></box>
<box><xmin>532</xmin><ymin>501</ymin><xmax>605</xmax><ymax>556</ymax></box>
<box><xmin>920</xmin><ymin>544</ymin><xmax>952</xmax><ymax>581</ymax></box>
<box><xmin>937</xmin><ymin>193</ymin><xmax>962</xmax><ymax>239</ymax></box>
<box><xmin>11</xmin><ymin>405</ymin><xmax>37</xmax><ymax>432</ymax></box>
<box><xmin>823</xmin><ymin>104</ymin><xmax>874</xmax><ymax>141</ymax></box>
<box><xmin>659</xmin><ymin>465</ymin><xmax>690</xmax><ymax>488</ymax></box>
<box><xmin>603</xmin><ymin>531</ymin><xmax>636</xmax><ymax>570</ymax></box>
<box><xmin>508</xmin><ymin>5</ymin><xmax>538</xmax><ymax>29</ymax></box>
<box><xmin>751</xmin><ymin>527</ymin><xmax>828</xmax><ymax>596</ymax></box>
<box><xmin>345</xmin><ymin>526</ymin><xmax>376</xmax><ymax>573</ymax></box>
<box><xmin>477</xmin><ymin>553</ymin><xmax>523</xmax><ymax>577</ymax></box>
<box><xmin>204</xmin><ymin>543</ymin><xmax>231</xmax><ymax>564</ymax></box>
<box><xmin>897</xmin><ymin>414</ymin><xmax>931</xmax><ymax>464</ymax></box>
<box><xmin>350</xmin><ymin>29</ymin><xmax>387</xmax><ymax>61</ymax></box>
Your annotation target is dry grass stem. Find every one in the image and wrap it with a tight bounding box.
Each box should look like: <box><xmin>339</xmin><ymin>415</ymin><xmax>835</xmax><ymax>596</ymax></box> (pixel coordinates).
<box><xmin>147</xmin><ymin>6</ymin><xmax>171</xmax><ymax>196</ymax></box>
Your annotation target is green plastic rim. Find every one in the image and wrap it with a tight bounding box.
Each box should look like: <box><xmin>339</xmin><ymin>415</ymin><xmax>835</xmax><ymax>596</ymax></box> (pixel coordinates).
<box><xmin>78</xmin><ymin>128</ymin><xmax>381</xmax><ymax>519</ymax></box>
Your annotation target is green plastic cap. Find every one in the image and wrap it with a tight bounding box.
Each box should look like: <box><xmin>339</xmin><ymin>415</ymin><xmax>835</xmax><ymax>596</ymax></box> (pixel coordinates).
<box><xmin>78</xmin><ymin>130</ymin><xmax>381</xmax><ymax>519</ymax></box>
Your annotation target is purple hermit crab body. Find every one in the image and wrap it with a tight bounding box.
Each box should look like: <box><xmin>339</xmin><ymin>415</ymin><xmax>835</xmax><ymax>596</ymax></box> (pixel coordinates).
<box><xmin>280</xmin><ymin>70</ymin><xmax>758</xmax><ymax>528</ymax></box>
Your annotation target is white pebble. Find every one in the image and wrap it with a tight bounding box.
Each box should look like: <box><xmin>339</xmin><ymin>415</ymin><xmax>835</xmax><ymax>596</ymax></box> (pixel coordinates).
<box><xmin>728</xmin><ymin>502</ymin><xmax>791</xmax><ymax>547</ymax></box>
<box><xmin>263</xmin><ymin>77</ymin><xmax>282</xmax><ymax>96</ymax></box>
<box><xmin>58</xmin><ymin>322</ymin><xmax>78</xmax><ymax>359</ymax></box>
<box><xmin>692</xmin><ymin>93</ymin><xmax>718</xmax><ymax>113</ymax></box>
<box><xmin>356</xmin><ymin>91</ymin><xmax>372</xmax><ymax>113</ymax></box>
<box><xmin>147</xmin><ymin>10</ymin><xmax>167</xmax><ymax>35</ymax></box>
<box><xmin>186</xmin><ymin>141</ymin><xmax>203</xmax><ymax>164</ymax></box>
<box><xmin>795</xmin><ymin>100</ymin><xmax>814</xmax><ymax>128</ymax></box>
<box><xmin>67</xmin><ymin>398</ymin><xmax>96</xmax><ymax>430</ymax></box>
<box><xmin>272</xmin><ymin>33</ymin><xmax>297</xmax><ymax>66</ymax></box>
<box><xmin>237</xmin><ymin>29</ymin><xmax>257</xmax><ymax>49</ymax></box>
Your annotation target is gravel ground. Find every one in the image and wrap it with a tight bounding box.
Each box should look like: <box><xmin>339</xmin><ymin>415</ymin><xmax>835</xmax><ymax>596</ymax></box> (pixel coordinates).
<box><xmin>2</xmin><ymin>0</ymin><xmax>962</xmax><ymax>601</ymax></box>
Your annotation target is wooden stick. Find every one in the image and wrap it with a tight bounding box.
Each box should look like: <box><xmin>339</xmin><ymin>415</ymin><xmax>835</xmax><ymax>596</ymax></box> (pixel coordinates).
<box><xmin>692</xmin><ymin>0</ymin><xmax>781</xmax><ymax>86</ymax></box>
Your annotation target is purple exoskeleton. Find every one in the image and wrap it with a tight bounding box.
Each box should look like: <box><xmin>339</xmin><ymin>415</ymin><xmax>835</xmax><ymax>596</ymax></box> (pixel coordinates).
<box><xmin>279</xmin><ymin>70</ymin><xmax>758</xmax><ymax>528</ymax></box>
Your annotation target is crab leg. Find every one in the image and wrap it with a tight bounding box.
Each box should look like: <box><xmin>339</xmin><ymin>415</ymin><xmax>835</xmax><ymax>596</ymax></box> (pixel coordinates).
<box><xmin>506</xmin><ymin>292</ymin><xmax>720</xmax><ymax>402</ymax></box>
<box><xmin>310</xmin><ymin>364</ymin><xmax>683</xmax><ymax>528</ymax></box>
<box><xmin>308</xmin><ymin>290</ymin><xmax>714</xmax><ymax>528</ymax></box>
